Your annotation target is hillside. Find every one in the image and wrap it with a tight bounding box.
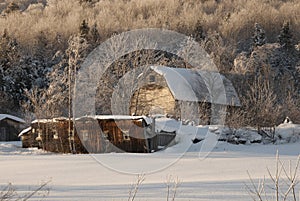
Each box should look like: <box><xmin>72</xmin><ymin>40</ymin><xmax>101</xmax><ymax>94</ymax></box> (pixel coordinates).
<box><xmin>0</xmin><ymin>0</ymin><xmax>299</xmax><ymax>127</ymax></box>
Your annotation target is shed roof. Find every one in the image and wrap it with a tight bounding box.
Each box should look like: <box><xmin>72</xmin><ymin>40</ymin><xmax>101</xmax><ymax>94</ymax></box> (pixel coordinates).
<box><xmin>0</xmin><ymin>114</ymin><xmax>25</xmax><ymax>123</ymax></box>
<box><xmin>18</xmin><ymin>127</ymin><xmax>32</xmax><ymax>137</ymax></box>
<box><xmin>31</xmin><ymin>117</ymin><xmax>69</xmax><ymax>124</ymax></box>
<box><xmin>76</xmin><ymin>115</ymin><xmax>152</xmax><ymax>125</ymax></box>
<box><xmin>30</xmin><ymin>115</ymin><xmax>152</xmax><ymax>125</ymax></box>
<box><xmin>151</xmin><ymin>66</ymin><xmax>240</xmax><ymax>106</ymax></box>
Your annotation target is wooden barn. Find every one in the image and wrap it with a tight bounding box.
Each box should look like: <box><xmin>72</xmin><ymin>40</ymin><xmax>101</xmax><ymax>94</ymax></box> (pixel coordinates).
<box><xmin>129</xmin><ymin>66</ymin><xmax>241</xmax><ymax>125</ymax></box>
<box><xmin>19</xmin><ymin>115</ymin><xmax>176</xmax><ymax>153</ymax></box>
<box><xmin>0</xmin><ymin>114</ymin><xmax>25</xmax><ymax>141</ymax></box>
<box><xmin>75</xmin><ymin>115</ymin><xmax>156</xmax><ymax>153</ymax></box>
<box><xmin>19</xmin><ymin>118</ymin><xmax>87</xmax><ymax>153</ymax></box>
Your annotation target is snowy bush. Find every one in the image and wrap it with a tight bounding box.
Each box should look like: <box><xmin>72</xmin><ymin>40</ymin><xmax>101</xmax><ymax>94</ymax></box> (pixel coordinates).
<box><xmin>246</xmin><ymin>153</ymin><xmax>300</xmax><ymax>201</ymax></box>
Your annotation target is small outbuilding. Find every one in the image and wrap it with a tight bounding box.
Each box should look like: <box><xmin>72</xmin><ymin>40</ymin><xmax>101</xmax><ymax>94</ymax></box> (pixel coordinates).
<box><xmin>19</xmin><ymin>117</ymin><xmax>87</xmax><ymax>153</ymax></box>
<box><xmin>19</xmin><ymin>115</ymin><xmax>174</xmax><ymax>154</ymax></box>
<box><xmin>0</xmin><ymin>114</ymin><xmax>25</xmax><ymax>141</ymax></box>
<box><xmin>75</xmin><ymin>115</ymin><xmax>155</xmax><ymax>153</ymax></box>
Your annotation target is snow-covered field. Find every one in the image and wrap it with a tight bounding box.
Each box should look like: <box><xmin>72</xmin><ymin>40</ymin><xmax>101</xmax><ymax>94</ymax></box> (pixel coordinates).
<box><xmin>0</xmin><ymin>139</ymin><xmax>299</xmax><ymax>201</ymax></box>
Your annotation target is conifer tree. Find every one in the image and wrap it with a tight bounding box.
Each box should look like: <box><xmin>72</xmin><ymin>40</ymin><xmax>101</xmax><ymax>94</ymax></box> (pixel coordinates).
<box><xmin>0</xmin><ymin>29</ymin><xmax>11</xmax><ymax>67</ymax></box>
<box><xmin>252</xmin><ymin>23</ymin><xmax>266</xmax><ymax>48</ymax></box>
<box><xmin>34</xmin><ymin>31</ymin><xmax>49</xmax><ymax>63</ymax></box>
<box><xmin>0</xmin><ymin>29</ymin><xmax>20</xmax><ymax>69</ymax></box>
<box><xmin>278</xmin><ymin>21</ymin><xmax>293</xmax><ymax>49</ymax></box>
<box><xmin>193</xmin><ymin>20</ymin><xmax>205</xmax><ymax>42</ymax></box>
<box><xmin>90</xmin><ymin>23</ymin><xmax>100</xmax><ymax>45</ymax></box>
<box><xmin>79</xmin><ymin>20</ymin><xmax>90</xmax><ymax>40</ymax></box>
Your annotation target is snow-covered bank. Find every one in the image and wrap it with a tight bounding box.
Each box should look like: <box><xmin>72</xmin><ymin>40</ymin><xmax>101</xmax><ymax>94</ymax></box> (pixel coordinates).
<box><xmin>0</xmin><ymin>139</ymin><xmax>299</xmax><ymax>200</ymax></box>
<box><xmin>1</xmin><ymin>117</ymin><xmax>300</xmax><ymax>200</ymax></box>
<box><xmin>0</xmin><ymin>141</ymin><xmax>48</xmax><ymax>155</ymax></box>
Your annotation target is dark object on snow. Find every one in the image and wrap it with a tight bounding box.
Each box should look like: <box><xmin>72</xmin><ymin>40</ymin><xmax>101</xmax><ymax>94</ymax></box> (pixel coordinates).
<box><xmin>284</xmin><ymin>116</ymin><xmax>292</xmax><ymax>124</ymax></box>
<box><xmin>192</xmin><ymin>138</ymin><xmax>203</xmax><ymax>144</ymax></box>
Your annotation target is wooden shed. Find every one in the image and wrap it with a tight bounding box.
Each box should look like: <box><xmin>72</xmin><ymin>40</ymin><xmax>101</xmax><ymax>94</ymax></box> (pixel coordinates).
<box><xmin>19</xmin><ymin>115</ymin><xmax>169</xmax><ymax>154</ymax></box>
<box><xmin>75</xmin><ymin>115</ymin><xmax>156</xmax><ymax>153</ymax></box>
<box><xmin>0</xmin><ymin>114</ymin><xmax>25</xmax><ymax>141</ymax></box>
<box><xmin>19</xmin><ymin>118</ymin><xmax>87</xmax><ymax>153</ymax></box>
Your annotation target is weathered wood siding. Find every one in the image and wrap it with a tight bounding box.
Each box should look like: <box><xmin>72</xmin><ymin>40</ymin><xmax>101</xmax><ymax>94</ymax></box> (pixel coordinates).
<box><xmin>23</xmin><ymin>117</ymin><xmax>154</xmax><ymax>153</ymax></box>
<box><xmin>76</xmin><ymin>118</ymin><xmax>149</xmax><ymax>153</ymax></box>
<box><xmin>157</xmin><ymin>132</ymin><xmax>176</xmax><ymax>148</ymax></box>
<box><xmin>0</xmin><ymin>119</ymin><xmax>23</xmax><ymax>141</ymax></box>
<box><xmin>31</xmin><ymin>119</ymin><xmax>87</xmax><ymax>153</ymax></box>
<box><xmin>21</xmin><ymin>130</ymin><xmax>39</xmax><ymax>148</ymax></box>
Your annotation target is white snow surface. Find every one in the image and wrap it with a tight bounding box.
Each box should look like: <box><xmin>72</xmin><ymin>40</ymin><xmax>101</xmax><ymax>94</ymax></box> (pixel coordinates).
<box><xmin>1</xmin><ymin>122</ymin><xmax>300</xmax><ymax>200</ymax></box>
<box><xmin>276</xmin><ymin>122</ymin><xmax>300</xmax><ymax>142</ymax></box>
<box><xmin>0</xmin><ymin>114</ymin><xmax>25</xmax><ymax>123</ymax></box>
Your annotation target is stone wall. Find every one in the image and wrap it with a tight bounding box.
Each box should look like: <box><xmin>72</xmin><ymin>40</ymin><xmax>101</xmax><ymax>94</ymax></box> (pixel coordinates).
<box><xmin>130</xmin><ymin>85</ymin><xmax>176</xmax><ymax>116</ymax></box>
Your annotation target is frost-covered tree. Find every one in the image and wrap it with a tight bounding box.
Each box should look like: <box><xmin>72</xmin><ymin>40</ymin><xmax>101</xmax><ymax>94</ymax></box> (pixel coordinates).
<box><xmin>0</xmin><ymin>29</ymin><xmax>19</xmax><ymax>69</ymax></box>
<box><xmin>43</xmin><ymin>23</ymin><xmax>90</xmax><ymax>117</ymax></box>
<box><xmin>278</xmin><ymin>22</ymin><xmax>293</xmax><ymax>49</ymax></box>
<box><xmin>252</xmin><ymin>23</ymin><xmax>266</xmax><ymax>48</ymax></box>
<box><xmin>243</xmin><ymin>72</ymin><xmax>280</xmax><ymax>133</ymax></box>
<box><xmin>0</xmin><ymin>29</ymin><xmax>31</xmax><ymax>110</ymax></box>
<box><xmin>34</xmin><ymin>31</ymin><xmax>50</xmax><ymax>63</ymax></box>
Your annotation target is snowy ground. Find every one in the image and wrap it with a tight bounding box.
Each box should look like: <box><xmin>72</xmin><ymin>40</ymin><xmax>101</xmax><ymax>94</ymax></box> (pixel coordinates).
<box><xmin>0</xmin><ymin>140</ymin><xmax>299</xmax><ymax>201</ymax></box>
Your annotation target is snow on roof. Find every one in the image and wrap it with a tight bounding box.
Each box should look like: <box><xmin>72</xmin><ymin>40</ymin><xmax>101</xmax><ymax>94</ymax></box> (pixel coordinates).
<box><xmin>18</xmin><ymin>127</ymin><xmax>32</xmax><ymax>137</ymax></box>
<box><xmin>0</xmin><ymin>114</ymin><xmax>25</xmax><ymax>123</ymax></box>
<box><xmin>31</xmin><ymin>115</ymin><xmax>152</xmax><ymax>125</ymax></box>
<box><xmin>31</xmin><ymin>117</ymin><xmax>69</xmax><ymax>124</ymax></box>
<box><xmin>151</xmin><ymin>66</ymin><xmax>240</xmax><ymax>106</ymax></box>
<box><xmin>155</xmin><ymin>117</ymin><xmax>180</xmax><ymax>133</ymax></box>
<box><xmin>76</xmin><ymin>115</ymin><xmax>152</xmax><ymax>125</ymax></box>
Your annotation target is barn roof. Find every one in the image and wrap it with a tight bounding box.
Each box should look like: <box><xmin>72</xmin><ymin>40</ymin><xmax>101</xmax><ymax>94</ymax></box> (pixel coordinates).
<box><xmin>0</xmin><ymin>114</ymin><xmax>25</xmax><ymax>123</ymax></box>
<box><xmin>151</xmin><ymin>66</ymin><xmax>240</xmax><ymax>106</ymax></box>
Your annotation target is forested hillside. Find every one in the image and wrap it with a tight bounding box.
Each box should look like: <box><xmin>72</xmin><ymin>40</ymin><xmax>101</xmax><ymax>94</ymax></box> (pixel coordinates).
<box><xmin>0</xmin><ymin>0</ymin><xmax>299</xmax><ymax>127</ymax></box>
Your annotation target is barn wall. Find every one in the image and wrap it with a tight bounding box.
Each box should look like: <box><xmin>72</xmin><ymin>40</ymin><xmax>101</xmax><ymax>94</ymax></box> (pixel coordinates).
<box><xmin>130</xmin><ymin>85</ymin><xmax>176</xmax><ymax>116</ymax></box>
<box><xmin>130</xmin><ymin>70</ymin><xmax>176</xmax><ymax>116</ymax></box>
<box><xmin>21</xmin><ymin>130</ymin><xmax>39</xmax><ymax>148</ymax></box>
<box><xmin>76</xmin><ymin>118</ymin><xmax>150</xmax><ymax>153</ymax></box>
<box><xmin>76</xmin><ymin>118</ymin><xmax>106</xmax><ymax>153</ymax></box>
<box><xmin>0</xmin><ymin>119</ymin><xmax>23</xmax><ymax>141</ymax></box>
<box><xmin>31</xmin><ymin>120</ymin><xmax>87</xmax><ymax>153</ymax></box>
<box><xmin>24</xmin><ymin>118</ymin><xmax>152</xmax><ymax>153</ymax></box>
